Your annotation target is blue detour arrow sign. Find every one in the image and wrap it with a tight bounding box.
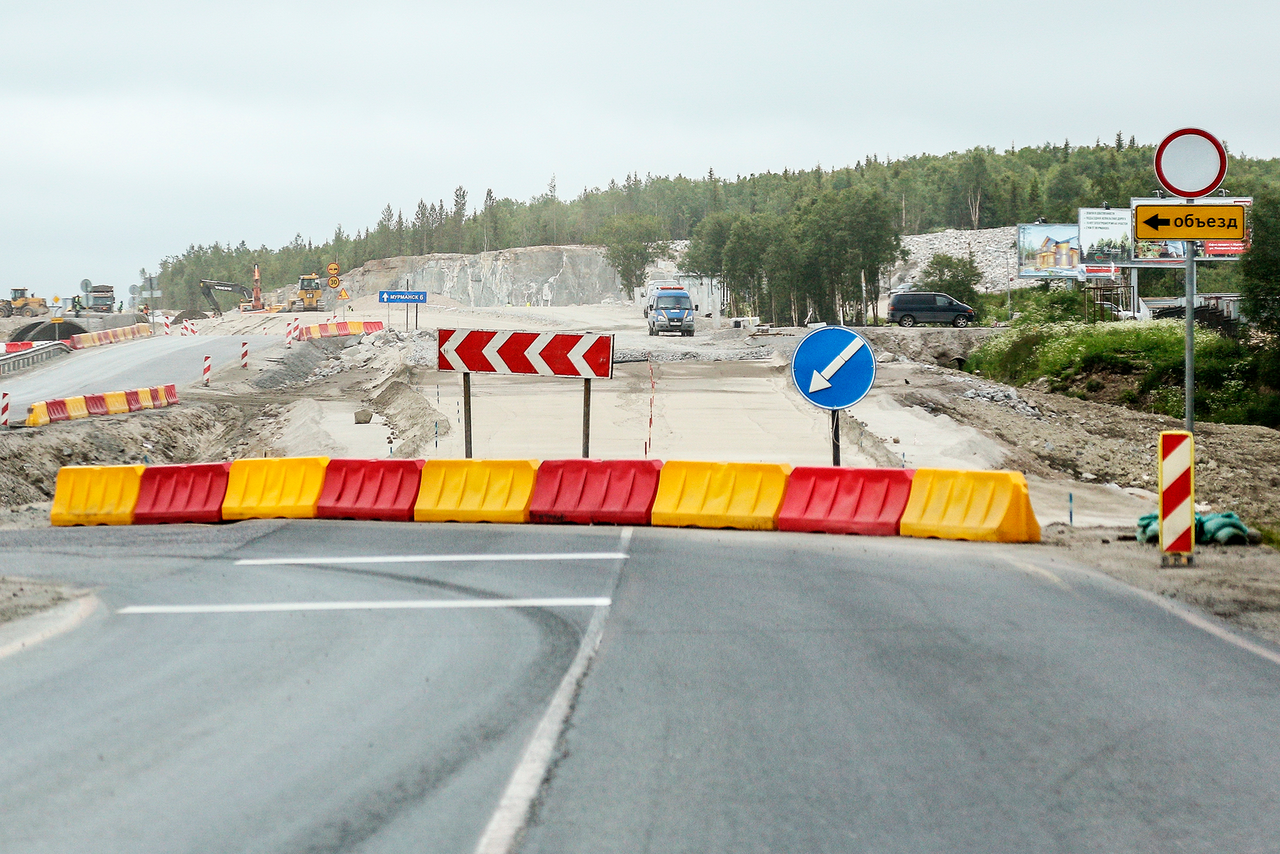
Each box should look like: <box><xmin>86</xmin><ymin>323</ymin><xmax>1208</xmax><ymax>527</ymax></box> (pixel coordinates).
<box><xmin>790</xmin><ymin>326</ymin><xmax>876</xmax><ymax>410</ymax></box>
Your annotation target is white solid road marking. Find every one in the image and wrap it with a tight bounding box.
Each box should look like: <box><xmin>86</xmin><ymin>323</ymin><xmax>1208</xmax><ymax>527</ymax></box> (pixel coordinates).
<box><xmin>808</xmin><ymin>335</ymin><xmax>865</xmax><ymax>393</ymax></box>
<box><xmin>117</xmin><ymin>597</ymin><xmax>611</xmax><ymax>615</ymax></box>
<box><xmin>234</xmin><ymin>552</ymin><xmax>629</xmax><ymax>567</ymax></box>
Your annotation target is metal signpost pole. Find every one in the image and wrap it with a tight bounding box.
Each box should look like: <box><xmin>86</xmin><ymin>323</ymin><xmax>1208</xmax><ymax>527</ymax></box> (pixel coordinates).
<box><xmin>1185</xmin><ymin>238</ymin><xmax>1196</xmax><ymax>432</ymax></box>
<box><xmin>831</xmin><ymin>410</ymin><xmax>840</xmax><ymax>466</ymax></box>
<box><xmin>582</xmin><ymin>379</ymin><xmax>591</xmax><ymax>458</ymax></box>
<box><xmin>463</xmin><ymin>373</ymin><xmax>473</xmax><ymax>459</ymax></box>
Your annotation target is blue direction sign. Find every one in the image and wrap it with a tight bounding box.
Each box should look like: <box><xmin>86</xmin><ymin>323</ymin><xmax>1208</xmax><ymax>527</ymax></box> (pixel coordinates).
<box><xmin>790</xmin><ymin>326</ymin><xmax>876</xmax><ymax>410</ymax></box>
<box><xmin>379</xmin><ymin>290</ymin><xmax>429</xmax><ymax>304</ymax></box>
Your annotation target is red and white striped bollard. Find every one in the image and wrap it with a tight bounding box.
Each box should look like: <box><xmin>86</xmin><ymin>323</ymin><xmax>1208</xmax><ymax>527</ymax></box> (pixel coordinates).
<box><xmin>163</xmin><ymin>315</ymin><xmax>171</xmax><ymax>336</ymax></box>
<box><xmin>203</xmin><ymin>354</ymin><xmax>211</xmax><ymax>386</ymax></box>
<box><xmin>241</xmin><ymin>341</ymin><xmax>248</xmax><ymax>369</ymax></box>
<box><xmin>1</xmin><ymin>393</ymin><xmax>8</xmax><ymax>429</ymax></box>
<box><xmin>1159</xmin><ymin>430</ymin><xmax>1195</xmax><ymax>565</ymax></box>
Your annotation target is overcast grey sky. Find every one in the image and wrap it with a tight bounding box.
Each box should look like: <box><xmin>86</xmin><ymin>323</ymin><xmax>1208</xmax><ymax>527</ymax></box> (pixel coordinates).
<box><xmin>3</xmin><ymin>0</ymin><xmax>1275</xmax><ymax>299</ymax></box>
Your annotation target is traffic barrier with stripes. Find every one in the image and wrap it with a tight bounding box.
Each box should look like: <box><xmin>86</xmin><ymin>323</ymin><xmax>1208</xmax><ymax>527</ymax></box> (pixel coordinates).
<box><xmin>150</xmin><ymin>386</ymin><xmax>167</xmax><ymax>407</ymax></box>
<box><xmin>104</xmin><ymin>391</ymin><xmax>129</xmax><ymax>414</ymax></box>
<box><xmin>67</xmin><ymin>323</ymin><xmax>152</xmax><ymax>351</ymax></box>
<box><xmin>222</xmin><ymin>457</ymin><xmax>330</xmax><ymax>520</ymax></box>
<box><xmin>124</xmin><ymin>389</ymin><xmax>143</xmax><ymax>412</ymax></box>
<box><xmin>163</xmin><ymin>384</ymin><xmax>179</xmax><ymax>405</ymax></box>
<box><xmin>650</xmin><ymin>461</ymin><xmax>792</xmax><ymax>530</ymax></box>
<box><xmin>414</xmin><ymin>459</ymin><xmax>539</xmax><ymax>524</ymax></box>
<box><xmin>529</xmin><ymin>459</ymin><xmax>663</xmax><ymax>526</ymax></box>
<box><xmin>46</xmin><ymin>398</ymin><xmax>70</xmax><ymax>423</ymax></box>
<box><xmin>1159</xmin><ymin>430</ymin><xmax>1195</xmax><ymax>560</ymax></box>
<box><xmin>26</xmin><ymin>402</ymin><xmax>49</xmax><ymax>427</ymax></box>
<box><xmin>317</xmin><ymin>458</ymin><xmax>426</xmax><ymax>522</ymax></box>
<box><xmin>50</xmin><ymin>464</ymin><xmax>146</xmax><ymax>526</ymax></box>
<box><xmin>297</xmin><ymin>321</ymin><xmax>384</xmax><ymax>341</ymax></box>
<box><xmin>134</xmin><ymin>462</ymin><xmax>233</xmax><ymax>525</ymax></box>
<box><xmin>64</xmin><ymin>396</ymin><xmax>89</xmax><ymax>420</ymax></box>
<box><xmin>4</xmin><ymin>342</ymin><xmax>35</xmax><ymax>353</ymax></box>
<box><xmin>136</xmin><ymin>387</ymin><xmax>154</xmax><ymax>409</ymax></box>
<box><xmin>778</xmin><ymin>467</ymin><xmax>916</xmax><ymax>536</ymax></box>
<box><xmin>899</xmin><ymin>469</ymin><xmax>1040</xmax><ymax>543</ymax></box>
<box><xmin>84</xmin><ymin>394</ymin><xmax>109</xmax><ymax>417</ymax></box>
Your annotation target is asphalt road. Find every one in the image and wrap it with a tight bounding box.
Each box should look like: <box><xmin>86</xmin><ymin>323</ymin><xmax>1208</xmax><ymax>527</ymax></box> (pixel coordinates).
<box><xmin>0</xmin><ymin>334</ymin><xmax>275</xmax><ymax>413</ymax></box>
<box><xmin>1</xmin><ymin>522</ymin><xmax>1279</xmax><ymax>853</ymax></box>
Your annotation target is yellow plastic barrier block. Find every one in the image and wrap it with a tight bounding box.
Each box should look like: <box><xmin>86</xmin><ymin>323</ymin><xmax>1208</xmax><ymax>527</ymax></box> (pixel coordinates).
<box><xmin>103</xmin><ymin>391</ymin><xmax>130</xmax><ymax>414</ymax></box>
<box><xmin>136</xmin><ymin>388</ymin><xmax>154</xmax><ymax>409</ymax></box>
<box><xmin>899</xmin><ymin>469</ymin><xmax>1041</xmax><ymax>544</ymax></box>
<box><xmin>51</xmin><ymin>465</ymin><xmax>146</xmax><ymax>526</ymax></box>
<box><xmin>651</xmin><ymin>461</ymin><xmax>792</xmax><ymax>530</ymax></box>
<box><xmin>348</xmin><ymin>321</ymin><xmax>364</xmax><ymax>334</ymax></box>
<box><xmin>152</xmin><ymin>387</ymin><xmax>168</xmax><ymax>407</ymax></box>
<box><xmin>26</xmin><ymin>401</ymin><xmax>49</xmax><ymax>427</ymax></box>
<box><xmin>414</xmin><ymin>460</ymin><xmax>539</xmax><ymax>523</ymax></box>
<box><xmin>64</xmin><ymin>396</ymin><xmax>89</xmax><ymax>420</ymax></box>
<box><xmin>223</xmin><ymin>457</ymin><xmax>330</xmax><ymax>521</ymax></box>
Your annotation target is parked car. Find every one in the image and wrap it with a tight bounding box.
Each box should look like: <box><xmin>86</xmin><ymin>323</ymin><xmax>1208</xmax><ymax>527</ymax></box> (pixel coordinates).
<box><xmin>1097</xmin><ymin>301</ymin><xmax>1137</xmax><ymax>321</ymax></box>
<box><xmin>887</xmin><ymin>291</ymin><xmax>976</xmax><ymax>328</ymax></box>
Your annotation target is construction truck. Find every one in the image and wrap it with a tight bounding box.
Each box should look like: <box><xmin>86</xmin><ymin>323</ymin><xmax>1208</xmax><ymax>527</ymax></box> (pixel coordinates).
<box><xmin>288</xmin><ymin>274</ymin><xmax>324</xmax><ymax>312</ymax></box>
<box><xmin>199</xmin><ymin>280</ymin><xmax>257</xmax><ymax>317</ymax></box>
<box><xmin>86</xmin><ymin>284</ymin><xmax>115</xmax><ymax>313</ymax></box>
<box><xmin>0</xmin><ymin>288</ymin><xmax>50</xmax><ymax>317</ymax></box>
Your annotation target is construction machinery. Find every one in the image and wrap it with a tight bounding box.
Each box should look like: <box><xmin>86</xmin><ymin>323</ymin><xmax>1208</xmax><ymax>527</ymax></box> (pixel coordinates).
<box><xmin>0</xmin><ymin>288</ymin><xmax>50</xmax><ymax>317</ymax></box>
<box><xmin>86</xmin><ymin>284</ymin><xmax>115</xmax><ymax>313</ymax></box>
<box><xmin>288</xmin><ymin>274</ymin><xmax>324</xmax><ymax>312</ymax></box>
<box><xmin>199</xmin><ymin>280</ymin><xmax>256</xmax><ymax>317</ymax></box>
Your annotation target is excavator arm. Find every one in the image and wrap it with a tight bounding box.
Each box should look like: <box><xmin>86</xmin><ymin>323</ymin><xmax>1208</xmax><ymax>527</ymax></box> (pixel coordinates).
<box><xmin>199</xmin><ymin>280</ymin><xmax>255</xmax><ymax>317</ymax></box>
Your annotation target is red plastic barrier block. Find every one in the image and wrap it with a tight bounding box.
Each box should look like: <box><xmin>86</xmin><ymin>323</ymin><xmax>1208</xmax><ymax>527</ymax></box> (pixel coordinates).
<box><xmin>336</xmin><ymin>322</ymin><xmax>351</xmax><ymax>335</ymax></box>
<box><xmin>4</xmin><ymin>342</ymin><xmax>34</xmax><ymax>353</ymax></box>
<box><xmin>46</xmin><ymin>398</ymin><xmax>70</xmax><ymax>423</ymax></box>
<box><xmin>124</xmin><ymin>389</ymin><xmax>143</xmax><ymax>412</ymax></box>
<box><xmin>530</xmin><ymin>459</ymin><xmax>663</xmax><ymax>526</ymax></box>
<box><xmin>134</xmin><ymin>462</ymin><xmax>233</xmax><ymax>524</ymax></box>
<box><xmin>149</xmin><ymin>386</ymin><xmax>166</xmax><ymax>408</ymax></box>
<box><xmin>163</xmin><ymin>384</ymin><xmax>179</xmax><ymax>405</ymax></box>
<box><xmin>777</xmin><ymin>467</ymin><xmax>916</xmax><ymax>536</ymax></box>
<box><xmin>364</xmin><ymin>322</ymin><xmax>384</xmax><ymax>333</ymax></box>
<box><xmin>84</xmin><ymin>394</ymin><xmax>108</xmax><ymax>416</ymax></box>
<box><xmin>316</xmin><ymin>458</ymin><xmax>426</xmax><ymax>522</ymax></box>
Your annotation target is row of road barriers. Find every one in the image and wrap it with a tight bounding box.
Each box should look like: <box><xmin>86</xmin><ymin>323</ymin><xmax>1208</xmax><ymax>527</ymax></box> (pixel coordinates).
<box><xmin>27</xmin><ymin>384</ymin><xmax>179</xmax><ymax>427</ymax></box>
<box><xmin>49</xmin><ymin>458</ymin><xmax>1040</xmax><ymax>543</ymax></box>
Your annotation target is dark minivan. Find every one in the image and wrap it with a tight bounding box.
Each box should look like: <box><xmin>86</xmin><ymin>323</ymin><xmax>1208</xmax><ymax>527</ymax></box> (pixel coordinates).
<box><xmin>888</xmin><ymin>291</ymin><xmax>976</xmax><ymax>328</ymax></box>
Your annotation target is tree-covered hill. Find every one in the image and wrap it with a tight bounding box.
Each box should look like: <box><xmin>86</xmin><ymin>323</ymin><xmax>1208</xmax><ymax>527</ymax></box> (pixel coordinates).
<box><xmin>158</xmin><ymin>135</ymin><xmax>1280</xmax><ymax>313</ymax></box>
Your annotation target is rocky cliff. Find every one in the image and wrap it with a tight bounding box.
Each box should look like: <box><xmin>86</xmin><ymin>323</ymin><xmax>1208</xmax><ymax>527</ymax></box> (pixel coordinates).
<box><xmin>340</xmin><ymin>245</ymin><xmax>625</xmax><ymax>307</ymax></box>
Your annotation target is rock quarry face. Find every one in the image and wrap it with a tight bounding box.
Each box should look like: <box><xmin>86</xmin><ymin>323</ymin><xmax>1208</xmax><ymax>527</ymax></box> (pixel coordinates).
<box><xmin>339</xmin><ymin>245</ymin><xmax>627</xmax><ymax>307</ymax></box>
<box><xmin>890</xmin><ymin>226</ymin><xmax>1020</xmax><ymax>294</ymax></box>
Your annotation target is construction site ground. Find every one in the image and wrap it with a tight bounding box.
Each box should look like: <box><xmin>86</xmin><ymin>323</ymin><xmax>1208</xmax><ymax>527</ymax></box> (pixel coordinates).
<box><xmin>2</xmin><ymin>299</ymin><xmax>1279</xmax><ymax>648</ymax></box>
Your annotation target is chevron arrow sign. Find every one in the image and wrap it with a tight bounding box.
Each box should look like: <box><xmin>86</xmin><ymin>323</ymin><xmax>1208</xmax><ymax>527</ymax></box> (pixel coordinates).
<box><xmin>438</xmin><ymin>329</ymin><xmax>614</xmax><ymax>379</ymax></box>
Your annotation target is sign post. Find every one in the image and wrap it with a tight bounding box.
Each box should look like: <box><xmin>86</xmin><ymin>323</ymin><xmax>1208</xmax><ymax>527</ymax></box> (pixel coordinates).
<box><xmin>438</xmin><ymin>329</ymin><xmax>614</xmax><ymax>459</ymax></box>
<box><xmin>789</xmin><ymin>326</ymin><xmax>877</xmax><ymax>466</ymax></box>
<box><xmin>1153</xmin><ymin>128</ymin><xmax>1231</xmax><ymax>434</ymax></box>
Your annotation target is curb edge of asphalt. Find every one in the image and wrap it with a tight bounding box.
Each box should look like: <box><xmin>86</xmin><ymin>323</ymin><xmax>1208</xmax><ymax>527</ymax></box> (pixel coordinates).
<box><xmin>0</xmin><ymin>593</ymin><xmax>99</xmax><ymax>661</ymax></box>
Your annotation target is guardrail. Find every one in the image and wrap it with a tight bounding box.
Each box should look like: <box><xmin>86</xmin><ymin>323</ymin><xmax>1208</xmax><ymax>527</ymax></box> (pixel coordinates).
<box><xmin>0</xmin><ymin>342</ymin><xmax>71</xmax><ymax>376</ymax></box>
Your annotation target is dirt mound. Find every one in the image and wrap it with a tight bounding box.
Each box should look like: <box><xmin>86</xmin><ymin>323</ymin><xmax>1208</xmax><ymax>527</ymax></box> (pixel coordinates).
<box><xmin>857</xmin><ymin>327</ymin><xmax>1000</xmax><ymax>368</ymax></box>
<box><xmin>252</xmin><ymin>343</ymin><xmax>329</xmax><ymax>389</ymax></box>
<box><xmin>172</xmin><ymin>310</ymin><xmax>209</xmax><ymax>324</ymax></box>
<box><xmin>371</xmin><ymin>378</ymin><xmax>451</xmax><ymax>459</ymax></box>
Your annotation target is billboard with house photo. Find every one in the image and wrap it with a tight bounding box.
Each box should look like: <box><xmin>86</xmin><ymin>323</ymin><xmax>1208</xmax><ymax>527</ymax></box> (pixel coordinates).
<box><xmin>1017</xmin><ymin>223</ymin><xmax>1082</xmax><ymax>278</ymax></box>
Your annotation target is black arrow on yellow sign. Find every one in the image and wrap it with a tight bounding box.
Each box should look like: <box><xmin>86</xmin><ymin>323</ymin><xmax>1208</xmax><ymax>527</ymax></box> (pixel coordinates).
<box><xmin>1143</xmin><ymin>213</ymin><xmax>1171</xmax><ymax>231</ymax></box>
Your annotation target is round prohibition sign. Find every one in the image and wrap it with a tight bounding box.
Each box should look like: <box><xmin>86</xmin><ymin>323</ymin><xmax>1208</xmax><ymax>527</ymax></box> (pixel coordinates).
<box><xmin>1155</xmin><ymin>128</ymin><xmax>1228</xmax><ymax>198</ymax></box>
<box><xmin>790</xmin><ymin>326</ymin><xmax>877</xmax><ymax>411</ymax></box>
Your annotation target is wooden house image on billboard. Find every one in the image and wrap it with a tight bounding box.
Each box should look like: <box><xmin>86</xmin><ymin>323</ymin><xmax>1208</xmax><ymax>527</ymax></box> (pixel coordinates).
<box><xmin>1036</xmin><ymin>236</ymin><xmax>1081</xmax><ymax>269</ymax></box>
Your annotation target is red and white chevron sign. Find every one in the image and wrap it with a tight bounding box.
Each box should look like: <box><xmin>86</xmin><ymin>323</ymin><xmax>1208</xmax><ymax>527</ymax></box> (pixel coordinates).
<box><xmin>1159</xmin><ymin>430</ymin><xmax>1195</xmax><ymax>555</ymax></box>
<box><xmin>438</xmin><ymin>329</ymin><xmax>614</xmax><ymax>378</ymax></box>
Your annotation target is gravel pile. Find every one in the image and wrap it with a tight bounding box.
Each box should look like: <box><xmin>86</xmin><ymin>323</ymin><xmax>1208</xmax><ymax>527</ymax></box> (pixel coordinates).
<box><xmin>890</xmin><ymin>226</ymin><xmax>1020</xmax><ymax>294</ymax></box>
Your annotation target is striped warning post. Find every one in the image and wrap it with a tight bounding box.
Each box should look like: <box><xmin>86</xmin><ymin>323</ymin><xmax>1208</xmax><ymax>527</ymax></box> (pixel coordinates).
<box><xmin>203</xmin><ymin>354</ymin><xmax>211</xmax><ymax>386</ymax></box>
<box><xmin>241</xmin><ymin>341</ymin><xmax>248</xmax><ymax>368</ymax></box>
<box><xmin>163</xmin><ymin>315</ymin><xmax>171</xmax><ymax>336</ymax></box>
<box><xmin>1159</xmin><ymin>430</ymin><xmax>1195</xmax><ymax>564</ymax></box>
<box><xmin>1</xmin><ymin>393</ymin><xmax>7</xmax><ymax>429</ymax></box>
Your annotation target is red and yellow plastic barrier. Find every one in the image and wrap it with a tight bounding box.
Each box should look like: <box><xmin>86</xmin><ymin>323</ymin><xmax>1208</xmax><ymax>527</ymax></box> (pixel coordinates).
<box><xmin>51</xmin><ymin>464</ymin><xmax>146</xmax><ymax>526</ymax></box>
<box><xmin>650</xmin><ymin>461</ymin><xmax>792</xmax><ymax>530</ymax></box>
<box><xmin>899</xmin><ymin>469</ymin><xmax>1040</xmax><ymax>543</ymax></box>
<box><xmin>222</xmin><ymin>457</ymin><xmax>331</xmax><ymax>521</ymax></box>
<box><xmin>26</xmin><ymin>385</ymin><xmax>179</xmax><ymax>427</ymax></box>
<box><xmin>414</xmin><ymin>459</ymin><xmax>539</xmax><ymax>523</ymax></box>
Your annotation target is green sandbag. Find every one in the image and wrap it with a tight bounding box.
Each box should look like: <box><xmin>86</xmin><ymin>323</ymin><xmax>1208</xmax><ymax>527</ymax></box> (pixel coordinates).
<box><xmin>1136</xmin><ymin>511</ymin><xmax>1249</xmax><ymax>546</ymax></box>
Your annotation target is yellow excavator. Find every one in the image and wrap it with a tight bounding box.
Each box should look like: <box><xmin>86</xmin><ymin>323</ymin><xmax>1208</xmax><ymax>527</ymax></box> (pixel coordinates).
<box><xmin>287</xmin><ymin>274</ymin><xmax>324</xmax><ymax>312</ymax></box>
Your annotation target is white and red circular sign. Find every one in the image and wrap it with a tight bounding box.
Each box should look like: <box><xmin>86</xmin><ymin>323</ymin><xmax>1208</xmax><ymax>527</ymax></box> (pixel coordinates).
<box><xmin>1154</xmin><ymin>128</ymin><xmax>1228</xmax><ymax>198</ymax></box>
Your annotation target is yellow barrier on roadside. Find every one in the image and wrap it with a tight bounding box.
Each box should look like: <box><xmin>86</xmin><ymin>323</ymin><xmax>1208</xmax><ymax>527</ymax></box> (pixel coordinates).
<box><xmin>650</xmin><ymin>461</ymin><xmax>792</xmax><ymax>530</ymax></box>
<box><xmin>50</xmin><ymin>464</ymin><xmax>146</xmax><ymax>526</ymax></box>
<box><xmin>26</xmin><ymin>401</ymin><xmax>49</xmax><ymax>427</ymax></box>
<box><xmin>64</xmin><ymin>396</ymin><xmax>89</xmax><ymax>420</ymax></box>
<box><xmin>899</xmin><ymin>469</ymin><xmax>1041</xmax><ymax>543</ymax></box>
<box><xmin>347</xmin><ymin>321</ymin><xmax>364</xmax><ymax>334</ymax></box>
<box><xmin>103</xmin><ymin>391</ymin><xmax>130</xmax><ymax>414</ymax></box>
<box><xmin>222</xmin><ymin>457</ymin><xmax>330</xmax><ymax>520</ymax></box>
<box><xmin>414</xmin><ymin>459</ymin><xmax>539</xmax><ymax>523</ymax></box>
<box><xmin>136</xmin><ymin>388</ymin><xmax>154</xmax><ymax>409</ymax></box>
<box><xmin>152</xmin><ymin>387</ymin><xmax>168</xmax><ymax>407</ymax></box>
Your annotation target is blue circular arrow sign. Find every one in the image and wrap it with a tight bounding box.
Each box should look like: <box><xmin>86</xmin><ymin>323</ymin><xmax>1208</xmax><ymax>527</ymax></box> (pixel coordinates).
<box><xmin>790</xmin><ymin>326</ymin><xmax>876</xmax><ymax>410</ymax></box>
